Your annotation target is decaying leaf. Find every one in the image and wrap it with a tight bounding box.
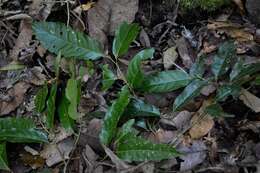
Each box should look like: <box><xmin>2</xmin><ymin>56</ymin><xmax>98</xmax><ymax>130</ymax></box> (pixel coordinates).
<box><xmin>163</xmin><ymin>46</ymin><xmax>178</xmax><ymax>69</ymax></box>
<box><xmin>189</xmin><ymin>100</ymin><xmax>214</xmax><ymax>139</ymax></box>
<box><xmin>0</xmin><ymin>82</ymin><xmax>30</xmax><ymax>115</ymax></box>
<box><xmin>87</xmin><ymin>0</ymin><xmax>139</xmax><ymax>47</ymax></box>
<box><xmin>178</xmin><ymin>140</ymin><xmax>207</xmax><ymax>171</ymax></box>
<box><xmin>41</xmin><ymin>138</ymin><xmax>74</xmax><ymax>167</ymax></box>
<box><xmin>176</xmin><ymin>37</ymin><xmax>193</xmax><ymax>68</ymax></box>
<box><xmin>207</xmin><ymin>21</ymin><xmax>254</xmax><ymax>42</ymax></box>
<box><xmin>239</xmin><ymin>89</ymin><xmax>260</xmax><ymax>113</ymax></box>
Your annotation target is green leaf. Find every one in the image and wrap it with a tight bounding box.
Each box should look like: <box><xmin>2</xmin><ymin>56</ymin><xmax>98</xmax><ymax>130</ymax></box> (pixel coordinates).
<box><xmin>211</xmin><ymin>42</ymin><xmax>236</xmax><ymax>78</ymax></box>
<box><xmin>230</xmin><ymin>60</ymin><xmax>260</xmax><ymax>82</ymax></box>
<box><xmin>127</xmin><ymin>49</ymin><xmax>155</xmax><ymax>89</ymax></box>
<box><xmin>0</xmin><ymin>143</ymin><xmax>9</xmax><ymax>171</ymax></box>
<box><xmin>142</xmin><ymin>70</ymin><xmax>191</xmax><ymax>93</ymax></box>
<box><xmin>46</xmin><ymin>82</ymin><xmax>57</xmax><ymax>129</ymax></box>
<box><xmin>102</xmin><ymin>64</ymin><xmax>116</xmax><ymax>91</ymax></box>
<box><xmin>65</xmin><ymin>79</ymin><xmax>80</xmax><ymax>120</ymax></box>
<box><xmin>205</xmin><ymin>103</ymin><xmax>232</xmax><ymax>117</ymax></box>
<box><xmin>0</xmin><ymin>118</ymin><xmax>48</xmax><ymax>143</ymax></box>
<box><xmin>124</xmin><ymin>98</ymin><xmax>160</xmax><ymax>118</ymax></box>
<box><xmin>189</xmin><ymin>55</ymin><xmax>205</xmax><ymax>77</ymax></box>
<box><xmin>173</xmin><ymin>79</ymin><xmax>206</xmax><ymax>111</ymax></box>
<box><xmin>216</xmin><ymin>84</ymin><xmax>241</xmax><ymax>102</ymax></box>
<box><xmin>32</xmin><ymin>21</ymin><xmax>104</xmax><ymax>60</ymax></box>
<box><xmin>116</xmin><ymin>119</ymin><xmax>135</xmax><ymax>141</ymax></box>
<box><xmin>35</xmin><ymin>83</ymin><xmax>48</xmax><ymax>113</ymax></box>
<box><xmin>112</xmin><ymin>22</ymin><xmax>140</xmax><ymax>58</ymax></box>
<box><xmin>58</xmin><ymin>92</ymin><xmax>74</xmax><ymax>131</ymax></box>
<box><xmin>99</xmin><ymin>86</ymin><xmax>130</xmax><ymax>145</ymax></box>
<box><xmin>116</xmin><ymin>133</ymin><xmax>180</xmax><ymax>162</ymax></box>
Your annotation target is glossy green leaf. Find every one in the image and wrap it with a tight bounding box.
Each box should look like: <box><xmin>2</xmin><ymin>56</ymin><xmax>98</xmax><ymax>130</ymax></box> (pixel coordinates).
<box><xmin>230</xmin><ymin>61</ymin><xmax>260</xmax><ymax>82</ymax></box>
<box><xmin>211</xmin><ymin>42</ymin><xmax>236</xmax><ymax>78</ymax></box>
<box><xmin>0</xmin><ymin>143</ymin><xmax>9</xmax><ymax>171</ymax></box>
<box><xmin>116</xmin><ymin>133</ymin><xmax>180</xmax><ymax>161</ymax></box>
<box><xmin>65</xmin><ymin>79</ymin><xmax>79</xmax><ymax>120</ymax></box>
<box><xmin>102</xmin><ymin>64</ymin><xmax>116</xmax><ymax>91</ymax></box>
<box><xmin>116</xmin><ymin>119</ymin><xmax>135</xmax><ymax>141</ymax></box>
<box><xmin>142</xmin><ymin>70</ymin><xmax>191</xmax><ymax>93</ymax></box>
<box><xmin>99</xmin><ymin>86</ymin><xmax>130</xmax><ymax>145</ymax></box>
<box><xmin>189</xmin><ymin>55</ymin><xmax>205</xmax><ymax>77</ymax></box>
<box><xmin>124</xmin><ymin>98</ymin><xmax>160</xmax><ymax>118</ymax></box>
<box><xmin>32</xmin><ymin>22</ymin><xmax>104</xmax><ymax>60</ymax></box>
<box><xmin>0</xmin><ymin>118</ymin><xmax>48</xmax><ymax>143</ymax></box>
<box><xmin>173</xmin><ymin>79</ymin><xmax>206</xmax><ymax>111</ymax></box>
<box><xmin>216</xmin><ymin>84</ymin><xmax>241</xmax><ymax>102</ymax></box>
<box><xmin>112</xmin><ymin>22</ymin><xmax>140</xmax><ymax>58</ymax></box>
<box><xmin>205</xmin><ymin>103</ymin><xmax>232</xmax><ymax>117</ymax></box>
<box><xmin>35</xmin><ymin>83</ymin><xmax>48</xmax><ymax>113</ymax></box>
<box><xmin>46</xmin><ymin>82</ymin><xmax>57</xmax><ymax>129</ymax></box>
<box><xmin>127</xmin><ymin>49</ymin><xmax>155</xmax><ymax>89</ymax></box>
<box><xmin>58</xmin><ymin>92</ymin><xmax>74</xmax><ymax>131</ymax></box>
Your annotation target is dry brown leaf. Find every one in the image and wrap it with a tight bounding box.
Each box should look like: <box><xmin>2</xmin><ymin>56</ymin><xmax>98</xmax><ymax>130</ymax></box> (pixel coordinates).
<box><xmin>207</xmin><ymin>21</ymin><xmax>254</xmax><ymax>43</ymax></box>
<box><xmin>41</xmin><ymin>138</ymin><xmax>74</xmax><ymax>167</ymax></box>
<box><xmin>20</xmin><ymin>152</ymin><xmax>45</xmax><ymax>169</ymax></box>
<box><xmin>81</xmin><ymin>2</ymin><xmax>95</xmax><ymax>11</ymax></box>
<box><xmin>23</xmin><ymin>67</ymin><xmax>47</xmax><ymax>86</ymax></box>
<box><xmin>239</xmin><ymin>89</ymin><xmax>260</xmax><ymax>113</ymax></box>
<box><xmin>148</xmin><ymin>129</ymin><xmax>177</xmax><ymax>144</ymax></box>
<box><xmin>87</xmin><ymin>0</ymin><xmax>138</xmax><ymax>48</ymax></box>
<box><xmin>232</xmin><ymin>0</ymin><xmax>245</xmax><ymax>14</ymax></box>
<box><xmin>163</xmin><ymin>46</ymin><xmax>178</xmax><ymax>69</ymax></box>
<box><xmin>189</xmin><ymin>99</ymin><xmax>214</xmax><ymax>139</ymax></box>
<box><xmin>0</xmin><ymin>82</ymin><xmax>30</xmax><ymax>115</ymax></box>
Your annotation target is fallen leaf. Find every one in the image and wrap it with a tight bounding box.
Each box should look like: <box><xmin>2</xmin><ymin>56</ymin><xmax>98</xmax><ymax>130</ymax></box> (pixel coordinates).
<box><xmin>0</xmin><ymin>82</ymin><xmax>30</xmax><ymax>115</ymax></box>
<box><xmin>178</xmin><ymin>140</ymin><xmax>207</xmax><ymax>171</ymax></box>
<box><xmin>81</xmin><ymin>2</ymin><xmax>95</xmax><ymax>11</ymax></box>
<box><xmin>20</xmin><ymin>152</ymin><xmax>45</xmax><ymax>169</ymax></box>
<box><xmin>207</xmin><ymin>21</ymin><xmax>254</xmax><ymax>42</ymax></box>
<box><xmin>163</xmin><ymin>46</ymin><xmax>178</xmax><ymax>69</ymax></box>
<box><xmin>148</xmin><ymin>129</ymin><xmax>177</xmax><ymax>144</ymax></box>
<box><xmin>41</xmin><ymin>138</ymin><xmax>74</xmax><ymax>167</ymax></box>
<box><xmin>87</xmin><ymin>0</ymin><xmax>139</xmax><ymax>47</ymax></box>
<box><xmin>232</xmin><ymin>0</ymin><xmax>245</xmax><ymax>14</ymax></box>
<box><xmin>200</xmin><ymin>84</ymin><xmax>216</xmax><ymax>96</ymax></box>
<box><xmin>239</xmin><ymin>89</ymin><xmax>260</xmax><ymax>113</ymax></box>
<box><xmin>189</xmin><ymin>100</ymin><xmax>214</xmax><ymax>139</ymax></box>
<box><xmin>176</xmin><ymin>37</ymin><xmax>193</xmax><ymax>68</ymax></box>
<box><xmin>23</xmin><ymin>67</ymin><xmax>46</xmax><ymax>86</ymax></box>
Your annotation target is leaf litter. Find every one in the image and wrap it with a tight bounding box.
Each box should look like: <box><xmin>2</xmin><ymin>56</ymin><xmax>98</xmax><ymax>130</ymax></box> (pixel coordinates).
<box><xmin>2</xmin><ymin>0</ymin><xmax>260</xmax><ymax>172</ymax></box>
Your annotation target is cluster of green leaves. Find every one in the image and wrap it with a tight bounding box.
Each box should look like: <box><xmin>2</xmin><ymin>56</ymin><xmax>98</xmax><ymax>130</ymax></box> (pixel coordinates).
<box><xmin>33</xmin><ymin>20</ymin><xmax>260</xmax><ymax>163</ymax></box>
<box><xmin>180</xmin><ymin>0</ymin><xmax>230</xmax><ymax>11</ymax></box>
<box><xmin>0</xmin><ymin>118</ymin><xmax>47</xmax><ymax>170</ymax></box>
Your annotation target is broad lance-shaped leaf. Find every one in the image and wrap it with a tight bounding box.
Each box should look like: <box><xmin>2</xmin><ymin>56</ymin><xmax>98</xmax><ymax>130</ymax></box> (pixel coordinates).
<box><xmin>123</xmin><ymin>98</ymin><xmax>160</xmax><ymax>118</ymax></box>
<box><xmin>189</xmin><ymin>55</ymin><xmax>206</xmax><ymax>77</ymax></box>
<box><xmin>35</xmin><ymin>83</ymin><xmax>48</xmax><ymax>113</ymax></box>
<box><xmin>112</xmin><ymin>22</ymin><xmax>140</xmax><ymax>58</ymax></box>
<box><xmin>58</xmin><ymin>92</ymin><xmax>74</xmax><ymax>131</ymax></box>
<box><xmin>66</xmin><ymin>79</ymin><xmax>80</xmax><ymax>120</ymax></box>
<box><xmin>127</xmin><ymin>49</ymin><xmax>154</xmax><ymax>89</ymax></box>
<box><xmin>116</xmin><ymin>133</ymin><xmax>180</xmax><ymax>161</ymax></box>
<box><xmin>142</xmin><ymin>70</ymin><xmax>191</xmax><ymax>93</ymax></box>
<box><xmin>32</xmin><ymin>22</ymin><xmax>104</xmax><ymax>60</ymax></box>
<box><xmin>0</xmin><ymin>143</ymin><xmax>9</xmax><ymax>171</ymax></box>
<box><xmin>102</xmin><ymin>64</ymin><xmax>116</xmax><ymax>91</ymax></box>
<box><xmin>230</xmin><ymin>61</ymin><xmax>260</xmax><ymax>82</ymax></box>
<box><xmin>173</xmin><ymin>79</ymin><xmax>207</xmax><ymax>111</ymax></box>
<box><xmin>216</xmin><ymin>84</ymin><xmax>241</xmax><ymax>102</ymax></box>
<box><xmin>116</xmin><ymin>119</ymin><xmax>135</xmax><ymax>141</ymax></box>
<box><xmin>46</xmin><ymin>82</ymin><xmax>57</xmax><ymax>129</ymax></box>
<box><xmin>211</xmin><ymin>41</ymin><xmax>236</xmax><ymax>78</ymax></box>
<box><xmin>0</xmin><ymin>118</ymin><xmax>48</xmax><ymax>143</ymax></box>
<box><xmin>99</xmin><ymin>86</ymin><xmax>130</xmax><ymax>145</ymax></box>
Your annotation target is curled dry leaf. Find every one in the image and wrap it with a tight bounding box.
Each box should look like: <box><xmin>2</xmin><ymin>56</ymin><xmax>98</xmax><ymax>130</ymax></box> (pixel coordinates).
<box><xmin>239</xmin><ymin>89</ymin><xmax>260</xmax><ymax>113</ymax></box>
<box><xmin>87</xmin><ymin>0</ymin><xmax>139</xmax><ymax>48</ymax></box>
<box><xmin>0</xmin><ymin>82</ymin><xmax>30</xmax><ymax>115</ymax></box>
<box><xmin>189</xmin><ymin>99</ymin><xmax>214</xmax><ymax>139</ymax></box>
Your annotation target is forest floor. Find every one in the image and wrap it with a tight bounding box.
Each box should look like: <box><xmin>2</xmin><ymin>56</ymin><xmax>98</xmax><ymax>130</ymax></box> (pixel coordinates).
<box><xmin>1</xmin><ymin>0</ymin><xmax>260</xmax><ymax>173</ymax></box>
